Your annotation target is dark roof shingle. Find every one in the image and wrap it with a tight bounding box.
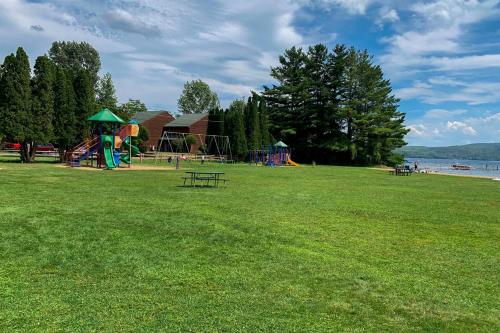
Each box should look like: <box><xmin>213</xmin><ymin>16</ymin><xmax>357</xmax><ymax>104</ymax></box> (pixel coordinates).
<box><xmin>133</xmin><ymin>111</ymin><xmax>172</xmax><ymax>123</ymax></box>
<box><xmin>165</xmin><ymin>113</ymin><xmax>208</xmax><ymax>127</ymax></box>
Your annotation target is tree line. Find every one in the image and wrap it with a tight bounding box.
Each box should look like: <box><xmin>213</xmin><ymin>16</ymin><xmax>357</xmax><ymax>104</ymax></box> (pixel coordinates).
<box><xmin>181</xmin><ymin>44</ymin><xmax>407</xmax><ymax>165</ymax></box>
<box><xmin>206</xmin><ymin>93</ymin><xmax>271</xmax><ymax>160</ymax></box>
<box><xmin>0</xmin><ymin>42</ymin><xmax>148</xmax><ymax>162</ymax></box>
<box><xmin>1</xmin><ymin>40</ymin><xmax>408</xmax><ymax>165</ymax></box>
<box><xmin>263</xmin><ymin>44</ymin><xmax>408</xmax><ymax>165</ymax></box>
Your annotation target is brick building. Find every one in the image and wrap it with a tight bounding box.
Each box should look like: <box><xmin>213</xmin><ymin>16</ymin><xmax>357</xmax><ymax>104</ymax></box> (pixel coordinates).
<box><xmin>163</xmin><ymin>113</ymin><xmax>209</xmax><ymax>153</ymax></box>
<box><xmin>134</xmin><ymin>111</ymin><xmax>175</xmax><ymax>150</ymax></box>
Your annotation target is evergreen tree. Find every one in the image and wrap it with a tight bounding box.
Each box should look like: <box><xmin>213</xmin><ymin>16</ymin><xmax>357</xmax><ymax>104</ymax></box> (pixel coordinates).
<box><xmin>0</xmin><ymin>53</ymin><xmax>25</xmax><ymax>144</ymax></box>
<box><xmin>264</xmin><ymin>43</ymin><xmax>408</xmax><ymax>165</ymax></box>
<box><xmin>31</xmin><ymin>55</ymin><xmax>56</xmax><ymax>145</ymax></box>
<box><xmin>53</xmin><ymin>67</ymin><xmax>77</xmax><ymax>161</ymax></box>
<box><xmin>208</xmin><ymin>107</ymin><xmax>224</xmax><ymax>136</ymax></box>
<box><xmin>0</xmin><ymin>48</ymin><xmax>33</xmax><ymax>162</ymax></box>
<box><xmin>264</xmin><ymin>46</ymin><xmax>307</xmax><ymax>151</ymax></box>
<box><xmin>73</xmin><ymin>69</ymin><xmax>96</xmax><ymax>141</ymax></box>
<box><xmin>258</xmin><ymin>98</ymin><xmax>271</xmax><ymax>146</ymax></box>
<box><xmin>17</xmin><ymin>48</ymin><xmax>34</xmax><ymax>162</ymax></box>
<box><xmin>224</xmin><ymin>100</ymin><xmax>247</xmax><ymax>160</ymax></box>
<box><xmin>246</xmin><ymin>93</ymin><xmax>261</xmax><ymax>150</ymax></box>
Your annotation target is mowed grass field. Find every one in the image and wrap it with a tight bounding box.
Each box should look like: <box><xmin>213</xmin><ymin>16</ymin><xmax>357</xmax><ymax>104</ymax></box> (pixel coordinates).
<box><xmin>0</xmin><ymin>159</ymin><xmax>499</xmax><ymax>332</ymax></box>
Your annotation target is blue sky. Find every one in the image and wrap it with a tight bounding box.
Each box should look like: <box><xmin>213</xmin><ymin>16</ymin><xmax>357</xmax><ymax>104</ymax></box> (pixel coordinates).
<box><xmin>1</xmin><ymin>0</ymin><xmax>499</xmax><ymax>146</ymax></box>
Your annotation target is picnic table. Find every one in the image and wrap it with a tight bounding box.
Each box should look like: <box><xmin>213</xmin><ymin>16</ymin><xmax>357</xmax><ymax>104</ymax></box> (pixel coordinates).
<box><xmin>182</xmin><ymin>171</ymin><xmax>227</xmax><ymax>188</ymax></box>
<box><xmin>389</xmin><ymin>165</ymin><xmax>412</xmax><ymax>176</ymax></box>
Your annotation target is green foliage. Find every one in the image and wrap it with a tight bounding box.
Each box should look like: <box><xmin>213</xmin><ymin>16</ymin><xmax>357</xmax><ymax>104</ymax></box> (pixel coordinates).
<box><xmin>73</xmin><ymin>70</ymin><xmax>96</xmax><ymax>141</ymax></box>
<box><xmin>264</xmin><ymin>44</ymin><xmax>408</xmax><ymax>165</ymax></box>
<box><xmin>133</xmin><ymin>124</ymin><xmax>149</xmax><ymax>153</ymax></box>
<box><xmin>96</xmin><ymin>72</ymin><xmax>118</xmax><ymax>114</ymax></box>
<box><xmin>224</xmin><ymin>100</ymin><xmax>247</xmax><ymax>160</ymax></box>
<box><xmin>49</xmin><ymin>41</ymin><xmax>101</xmax><ymax>86</ymax></box>
<box><xmin>177</xmin><ymin>80</ymin><xmax>220</xmax><ymax>114</ymax></box>
<box><xmin>53</xmin><ymin>67</ymin><xmax>77</xmax><ymax>160</ymax></box>
<box><xmin>0</xmin><ymin>53</ymin><xmax>26</xmax><ymax>142</ymax></box>
<box><xmin>0</xmin><ymin>48</ymin><xmax>33</xmax><ymax>162</ymax></box>
<box><xmin>119</xmin><ymin>99</ymin><xmax>147</xmax><ymax>121</ymax></box>
<box><xmin>207</xmin><ymin>107</ymin><xmax>224</xmax><ymax>136</ymax></box>
<box><xmin>258</xmin><ymin>98</ymin><xmax>271</xmax><ymax>146</ymax></box>
<box><xmin>185</xmin><ymin>134</ymin><xmax>197</xmax><ymax>148</ymax></box>
<box><xmin>31</xmin><ymin>55</ymin><xmax>56</xmax><ymax>144</ymax></box>
<box><xmin>385</xmin><ymin>153</ymin><xmax>405</xmax><ymax>167</ymax></box>
<box><xmin>245</xmin><ymin>93</ymin><xmax>261</xmax><ymax>150</ymax></box>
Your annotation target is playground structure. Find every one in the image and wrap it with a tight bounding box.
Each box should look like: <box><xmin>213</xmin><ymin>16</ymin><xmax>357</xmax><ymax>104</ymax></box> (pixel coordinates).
<box><xmin>248</xmin><ymin>141</ymin><xmax>299</xmax><ymax>167</ymax></box>
<box><xmin>66</xmin><ymin>108</ymin><xmax>140</xmax><ymax>168</ymax></box>
<box><xmin>155</xmin><ymin>131</ymin><xmax>232</xmax><ymax>163</ymax></box>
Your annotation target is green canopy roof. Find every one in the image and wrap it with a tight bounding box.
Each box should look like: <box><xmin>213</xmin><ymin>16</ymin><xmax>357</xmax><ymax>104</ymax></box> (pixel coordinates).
<box><xmin>87</xmin><ymin>108</ymin><xmax>125</xmax><ymax>124</ymax></box>
<box><xmin>274</xmin><ymin>141</ymin><xmax>288</xmax><ymax>148</ymax></box>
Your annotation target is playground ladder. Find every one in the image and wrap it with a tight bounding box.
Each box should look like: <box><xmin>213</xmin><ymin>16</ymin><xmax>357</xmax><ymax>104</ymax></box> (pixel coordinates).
<box><xmin>66</xmin><ymin>136</ymin><xmax>100</xmax><ymax>166</ymax></box>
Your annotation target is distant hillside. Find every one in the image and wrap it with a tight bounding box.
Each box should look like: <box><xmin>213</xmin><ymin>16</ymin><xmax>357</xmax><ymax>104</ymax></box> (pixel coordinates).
<box><xmin>396</xmin><ymin>143</ymin><xmax>500</xmax><ymax>161</ymax></box>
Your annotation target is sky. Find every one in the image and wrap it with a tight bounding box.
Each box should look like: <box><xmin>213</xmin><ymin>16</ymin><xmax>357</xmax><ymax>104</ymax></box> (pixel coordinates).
<box><xmin>0</xmin><ymin>0</ymin><xmax>499</xmax><ymax>147</ymax></box>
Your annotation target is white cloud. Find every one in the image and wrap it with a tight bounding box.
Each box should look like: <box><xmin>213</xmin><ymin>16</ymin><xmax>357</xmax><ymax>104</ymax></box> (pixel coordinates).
<box><xmin>104</xmin><ymin>8</ymin><xmax>162</xmax><ymax>37</ymax></box>
<box><xmin>446</xmin><ymin>121</ymin><xmax>477</xmax><ymax>135</ymax></box>
<box><xmin>0</xmin><ymin>0</ymin><xmax>133</xmax><ymax>55</ymax></box>
<box><xmin>376</xmin><ymin>8</ymin><xmax>399</xmax><ymax>27</ymax></box>
<box><xmin>315</xmin><ymin>0</ymin><xmax>374</xmax><ymax>14</ymax></box>
<box><xmin>395</xmin><ymin>79</ymin><xmax>500</xmax><ymax>106</ymax></box>
<box><xmin>380</xmin><ymin>0</ymin><xmax>500</xmax><ymax>76</ymax></box>
<box><xmin>406</xmin><ymin>123</ymin><xmax>441</xmax><ymax>138</ymax></box>
<box><xmin>424</xmin><ymin>109</ymin><xmax>467</xmax><ymax>118</ymax></box>
<box><xmin>0</xmin><ymin>0</ymin><xmax>311</xmax><ymax>110</ymax></box>
<box><xmin>427</xmin><ymin>54</ymin><xmax>500</xmax><ymax>71</ymax></box>
<box><xmin>406</xmin><ymin>109</ymin><xmax>500</xmax><ymax>146</ymax></box>
<box><xmin>275</xmin><ymin>13</ymin><xmax>303</xmax><ymax>46</ymax></box>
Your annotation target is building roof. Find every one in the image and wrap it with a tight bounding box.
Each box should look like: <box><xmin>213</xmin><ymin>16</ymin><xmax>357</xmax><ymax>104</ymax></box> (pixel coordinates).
<box><xmin>133</xmin><ymin>111</ymin><xmax>172</xmax><ymax>123</ymax></box>
<box><xmin>88</xmin><ymin>108</ymin><xmax>125</xmax><ymax>124</ymax></box>
<box><xmin>165</xmin><ymin>113</ymin><xmax>207</xmax><ymax>127</ymax></box>
<box><xmin>274</xmin><ymin>141</ymin><xmax>288</xmax><ymax>148</ymax></box>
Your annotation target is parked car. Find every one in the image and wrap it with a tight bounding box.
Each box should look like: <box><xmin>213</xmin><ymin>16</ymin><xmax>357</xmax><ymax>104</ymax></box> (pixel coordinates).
<box><xmin>36</xmin><ymin>144</ymin><xmax>56</xmax><ymax>152</ymax></box>
<box><xmin>3</xmin><ymin>142</ymin><xmax>21</xmax><ymax>150</ymax></box>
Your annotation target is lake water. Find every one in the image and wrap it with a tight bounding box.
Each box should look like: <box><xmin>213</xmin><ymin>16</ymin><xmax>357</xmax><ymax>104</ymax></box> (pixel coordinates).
<box><xmin>406</xmin><ymin>157</ymin><xmax>500</xmax><ymax>178</ymax></box>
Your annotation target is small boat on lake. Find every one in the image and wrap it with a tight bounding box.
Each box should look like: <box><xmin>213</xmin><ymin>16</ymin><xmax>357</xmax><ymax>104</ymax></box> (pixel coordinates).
<box><xmin>452</xmin><ymin>164</ymin><xmax>473</xmax><ymax>170</ymax></box>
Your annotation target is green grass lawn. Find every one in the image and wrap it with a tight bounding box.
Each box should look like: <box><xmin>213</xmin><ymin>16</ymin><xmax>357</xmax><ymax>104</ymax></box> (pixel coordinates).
<box><xmin>0</xmin><ymin>159</ymin><xmax>499</xmax><ymax>332</ymax></box>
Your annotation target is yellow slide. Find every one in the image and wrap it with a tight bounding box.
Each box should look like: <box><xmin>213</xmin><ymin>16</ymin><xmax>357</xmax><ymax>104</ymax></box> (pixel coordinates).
<box><xmin>287</xmin><ymin>159</ymin><xmax>299</xmax><ymax>167</ymax></box>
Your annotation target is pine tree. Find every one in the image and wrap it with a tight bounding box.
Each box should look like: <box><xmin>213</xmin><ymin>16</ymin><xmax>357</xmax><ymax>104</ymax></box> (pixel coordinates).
<box><xmin>31</xmin><ymin>55</ymin><xmax>56</xmax><ymax>145</ymax></box>
<box><xmin>53</xmin><ymin>67</ymin><xmax>77</xmax><ymax>161</ymax></box>
<box><xmin>73</xmin><ymin>70</ymin><xmax>96</xmax><ymax>141</ymax></box>
<box><xmin>263</xmin><ymin>43</ymin><xmax>408</xmax><ymax>165</ymax></box>
<box><xmin>224</xmin><ymin>100</ymin><xmax>247</xmax><ymax>160</ymax></box>
<box><xmin>264</xmin><ymin>46</ymin><xmax>307</xmax><ymax>151</ymax></box>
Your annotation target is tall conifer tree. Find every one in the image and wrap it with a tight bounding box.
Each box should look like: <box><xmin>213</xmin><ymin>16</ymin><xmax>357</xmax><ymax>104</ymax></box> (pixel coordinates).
<box><xmin>53</xmin><ymin>67</ymin><xmax>77</xmax><ymax>160</ymax></box>
<box><xmin>258</xmin><ymin>99</ymin><xmax>271</xmax><ymax>146</ymax></box>
<box><xmin>31</xmin><ymin>55</ymin><xmax>56</xmax><ymax>145</ymax></box>
<box><xmin>0</xmin><ymin>48</ymin><xmax>33</xmax><ymax>161</ymax></box>
<box><xmin>224</xmin><ymin>100</ymin><xmax>247</xmax><ymax>160</ymax></box>
<box><xmin>73</xmin><ymin>70</ymin><xmax>95</xmax><ymax>141</ymax></box>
